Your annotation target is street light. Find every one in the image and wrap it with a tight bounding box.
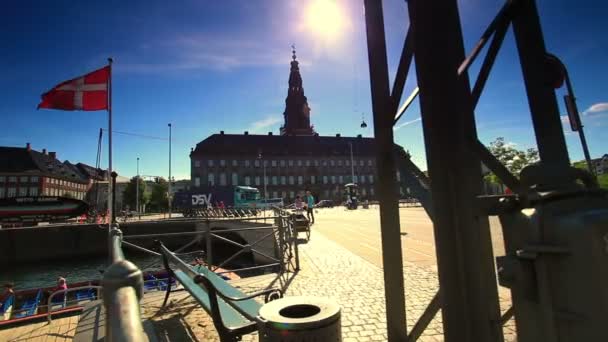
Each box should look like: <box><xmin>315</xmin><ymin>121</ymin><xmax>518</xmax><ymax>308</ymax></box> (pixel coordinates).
<box><xmin>136</xmin><ymin>157</ymin><xmax>139</xmax><ymax>219</ymax></box>
<box><xmin>168</xmin><ymin>123</ymin><xmax>172</xmax><ymax>218</ymax></box>
<box><xmin>258</xmin><ymin>152</ymin><xmax>267</xmax><ymax>200</ymax></box>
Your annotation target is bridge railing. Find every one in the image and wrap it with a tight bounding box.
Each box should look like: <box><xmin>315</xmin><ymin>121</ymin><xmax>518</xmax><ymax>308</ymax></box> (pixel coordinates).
<box><xmin>102</xmin><ymin>224</ymin><xmax>146</xmax><ymax>342</ymax></box>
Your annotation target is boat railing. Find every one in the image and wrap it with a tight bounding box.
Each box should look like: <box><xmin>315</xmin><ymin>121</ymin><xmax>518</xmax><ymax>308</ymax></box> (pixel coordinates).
<box><xmin>102</xmin><ymin>224</ymin><xmax>146</xmax><ymax>341</ymax></box>
<box><xmin>46</xmin><ymin>285</ymin><xmax>102</xmax><ymax>323</ymax></box>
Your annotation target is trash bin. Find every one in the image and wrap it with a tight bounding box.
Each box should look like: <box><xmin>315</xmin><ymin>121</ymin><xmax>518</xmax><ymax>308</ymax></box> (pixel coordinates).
<box><xmin>258</xmin><ymin>296</ymin><xmax>341</xmax><ymax>341</ymax></box>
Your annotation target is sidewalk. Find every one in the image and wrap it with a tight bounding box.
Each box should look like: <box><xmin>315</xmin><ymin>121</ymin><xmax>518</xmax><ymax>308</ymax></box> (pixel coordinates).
<box><xmin>141</xmin><ymin>229</ymin><xmax>517</xmax><ymax>341</ymax></box>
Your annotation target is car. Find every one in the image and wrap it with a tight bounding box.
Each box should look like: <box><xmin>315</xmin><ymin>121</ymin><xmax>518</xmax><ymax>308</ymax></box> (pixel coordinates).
<box><xmin>315</xmin><ymin>200</ymin><xmax>334</xmax><ymax>208</ymax></box>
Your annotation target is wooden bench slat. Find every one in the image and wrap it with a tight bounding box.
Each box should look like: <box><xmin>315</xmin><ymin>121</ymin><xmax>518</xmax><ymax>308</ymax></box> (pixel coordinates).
<box><xmin>173</xmin><ymin>270</ymin><xmax>252</xmax><ymax>329</ymax></box>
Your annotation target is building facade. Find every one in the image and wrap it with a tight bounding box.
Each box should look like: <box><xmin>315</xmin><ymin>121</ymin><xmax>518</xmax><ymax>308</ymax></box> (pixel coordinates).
<box><xmin>190</xmin><ymin>50</ymin><xmax>412</xmax><ymax>203</ymax></box>
<box><xmin>0</xmin><ymin>144</ymin><xmax>91</xmax><ymax>200</ymax></box>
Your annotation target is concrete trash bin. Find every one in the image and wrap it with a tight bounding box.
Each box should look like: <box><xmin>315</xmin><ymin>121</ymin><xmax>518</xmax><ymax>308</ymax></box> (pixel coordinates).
<box><xmin>258</xmin><ymin>296</ymin><xmax>341</xmax><ymax>341</ymax></box>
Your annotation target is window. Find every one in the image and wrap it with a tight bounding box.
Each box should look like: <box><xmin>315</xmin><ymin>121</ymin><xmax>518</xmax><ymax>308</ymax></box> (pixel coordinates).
<box><xmin>282</xmin><ymin>191</ymin><xmax>287</xmax><ymax>199</ymax></box>
<box><xmin>322</xmin><ymin>160</ymin><xmax>327</xmax><ymax>167</ymax></box>
<box><xmin>272</xmin><ymin>176</ymin><xmax>278</xmax><ymax>185</ymax></box>
<box><xmin>324</xmin><ymin>189</ymin><xmax>330</xmax><ymax>198</ymax></box>
<box><xmin>309</xmin><ymin>175</ymin><xmax>315</xmax><ymax>184</ymax></box>
<box><xmin>208</xmin><ymin>160</ymin><xmax>214</xmax><ymax>167</ymax></box>
<box><xmin>298</xmin><ymin>176</ymin><xmax>303</xmax><ymax>185</ymax></box>
<box><xmin>265</xmin><ymin>176</ymin><xmax>269</xmax><ymax>185</ymax></box>
<box><xmin>330</xmin><ymin>160</ymin><xmax>335</xmax><ymax>167</ymax></box>
<box><xmin>232</xmin><ymin>160</ymin><xmax>238</xmax><ymax>167</ymax></box>
<box><xmin>219</xmin><ymin>173</ymin><xmax>227</xmax><ymax>186</ymax></box>
<box><xmin>338</xmin><ymin>160</ymin><xmax>342</xmax><ymax>166</ymax></box>
<box><xmin>219</xmin><ymin>160</ymin><xmax>225</xmax><ymax>167</ymax></box>
<box><xmin>288</xmin><ymin>160</ymin><xmax>294</xmax><ymax>167</ymax></box>
<box><xmin>359</xmin><ymin>160</ymin><xmax>364</xmax><ymax>166</ymax></box>
<box><xmin>207</xmin><ymin>173</ymin><xmax>215</xmax><ymax>186</ymax></box>
<box><xmin>289</xmin><ymin>191</ymin><xmax>295</xmax><ymax>199</ymax></box>
<box><xmin>396</xmin><ymin>171</ymin><xmax>401</xmax><ymax>181</ymax></box>
<box><xmin>19</xmin><ymin>187</ymin><xmax>27</xmax><ymax>196</ymax></box>
<box><xmin>345</xmin><ymin>160</ymin><xmax>350</xmax><ymax>167</ymax></box>
<box><xmin>314</xmin><ymin>160</ymin><xmax>319</xmax><ymax>166</ymax></box>
<box><xmin>31</xmin><ymin>176</ymin><xmax>39</xmax><ymax>183</ymax></box>
<box><xmin>323</xmin><ymin>176</ymin><xmax>328</xmax><ymax>184</ymax></box>
<box><xmin>20</xmin><ymin>176</ymin><xmax>28</xmax><ymax>183</ymax></box>
<box><xmin>297</xmin><ymin>160</ymin><xmax>302</xmax><ymax>167</ymax></box>
<box><xmin>305</xmin><ymin>160</ymin><xmax>310</xmax><ymax>166</ymax></box>
<box><xmin>289</xmin><ymin>176</ymin><xmax>295</xmax><ymax>185</ymax></box>
<box><xmin>281</xmin><ymin>176</ymin><xmax>287</xmax><ymax>185</ymax></box>
<box><xmin>194</xmin><ymin>160</ymin><xmax>201</xmax><ymax>167</ymax></box>
<box><xmin>254</xmin><ymin>160</ymin><xmax>260</xmax><ymax>167</ymax></box>
<box><xmin>339</xmin><ymin>175</ymin><xmax>343</xmax><ymax>184</ymax></box>
<box><xmin>360</xmin><ymin>176</ymin><xmax>366</xmax><ymax>184</ymax></box>
<box><xmin>362</xmin><ymin>188</ymin><xmax>367</xmax><ymax>196</ymax></box>
<box><xmin>194</xmin><ymin>177</ymin><xmax>201</xmax><ymax>187</ymax></box>
<box><xmin>353</xmin><ymin>175</ymin><xmax>358</xmax><ymax>183</ymax></box>
<box><xmin>232</xmin><ymin>173</ymin><xmax>238</xmax><ymax>185</ymax></box>
<box><xmin>255</xmin><ymin>176</ymin><xmax>261</xmax><ymax>186</ymax></box>
<box><xmin>272</xmin><ymin>191</ymin><xmax>278</xmax><ymax>198</ymax></box>
<box><xmin>368</xmin><ymin>160</ymin><xmax>373</xmax><ymax>166</ymax></box>
<box><xmin>30</xmin><ymin>187</ymin><xmax>38</xmax><ymax>196</ymax></box>
<box><xmin>369</xmin><ymin>175</ymin><xmax>374</xmax><ymax>183</ymax></box>
<box><xmin>9</xmin><ymin>176</ymin><xmax>17</xmax><ymax>182</ymax></box>
<box><xmin>0</xmin><ymin>188</ymin><xmax>4</xmax><ymax>198</ymax></box>
<box><xmin>245</xmin><ymin>176</ymin><xmax>251</xmax><ymax>186</ymax></box>
<box><xmin>280</xmin><ymin>160</ymin><xmax>286</xmax><ymax>167</ymax></box>
<box><xmin>0</xmin><ymin>176</ymin><xmax>5</xmax><ymax>182</ymax></box>
<box><xmin>271</xmin><ymin>160</ymin><xmax>277</xmax><ymax>167</ymax></box>
<box><xmin>331</xmin><ymin>176</ymin><xmax>336</xmax><ymax>184</ymax></box>
<box><xmin>245</xmin><ymin>160</ymin><xmax>250</xmax><ymax>167</ymax></box>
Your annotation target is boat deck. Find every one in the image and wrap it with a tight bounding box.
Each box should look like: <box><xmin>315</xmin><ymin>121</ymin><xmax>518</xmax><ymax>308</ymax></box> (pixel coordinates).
<box><xmin>0</xmin><ymin>314</ymin><xmax>79</xmax><ymax>342</ymax></box>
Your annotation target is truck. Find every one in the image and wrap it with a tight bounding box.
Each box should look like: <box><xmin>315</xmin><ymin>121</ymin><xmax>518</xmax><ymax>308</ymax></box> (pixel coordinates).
<box><xmin>172</xmin><ymin>186</ymin><xmax>283</xmax><ymax>217</ymax></box>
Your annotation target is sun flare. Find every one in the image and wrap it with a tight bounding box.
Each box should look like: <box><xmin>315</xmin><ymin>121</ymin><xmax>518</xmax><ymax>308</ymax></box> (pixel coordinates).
<box><xmin>304</xmin><ymin>0</ymin><xmax>347</xmax><ymax>40</ymax></box>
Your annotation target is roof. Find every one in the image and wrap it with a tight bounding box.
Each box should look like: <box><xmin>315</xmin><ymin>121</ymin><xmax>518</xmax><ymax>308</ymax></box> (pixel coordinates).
<box><xmin>191</xmin><ymin>133</ymin><xmax>406</xmax><ymax>157</ymax></box>
<box><xmin>0</xmin><ymin>146</ymin><xmax>89</xmax><ymax>183</ymax></box>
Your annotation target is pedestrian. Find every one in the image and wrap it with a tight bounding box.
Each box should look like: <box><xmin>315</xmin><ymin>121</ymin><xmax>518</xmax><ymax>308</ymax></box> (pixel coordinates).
<box><xmin>0</xmin><ymin>283</ymin><xmax>14</xmax><ymax>303</ymax></box>
<box><xmin>294</xmin><ymin>195</ymin><xmax>304</xmax><ymax>212</ymax></box>
<box><xmin>305</xmin><ymin>190</ymin><xmax>315</xmax><ymax>224</ymax></box>
<box><xmin>54</xmin><ymin>277</ymin><xmax>68</xmax><ymax>301</ymax></box>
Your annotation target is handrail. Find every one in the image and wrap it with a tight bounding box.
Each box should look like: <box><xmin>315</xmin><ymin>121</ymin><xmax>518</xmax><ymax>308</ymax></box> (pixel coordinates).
<box><xmin>47</xmin><ymin>285</ymin><xmax>102</xmax><ymax>323</ymax></box>
<box><xmin>103</xmin><ymin>225</ymin><xmax>145</xmax><ymax>342</ymax></box>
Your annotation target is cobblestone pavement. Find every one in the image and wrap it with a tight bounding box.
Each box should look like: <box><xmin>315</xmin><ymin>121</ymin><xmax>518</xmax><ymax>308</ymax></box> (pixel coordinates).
<box><xmin>141</xmin><ymin>228</ymin><xmax>517</xmax><ymax>341</ymax></box>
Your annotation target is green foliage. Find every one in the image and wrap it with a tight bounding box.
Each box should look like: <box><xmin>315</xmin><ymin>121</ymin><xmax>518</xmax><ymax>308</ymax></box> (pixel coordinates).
<box><xmin>484</xmin><ymin>137</ymin><xmax>540</xmax><ymax>184</ymax></box>
<box><xmin>122</xmin><ymin>177</ymin><xmax>148</xmax><ymax>210</ymax></box>
<box><xmin>149</xmin><ymin>177</ymin><xmax>169</xmax><ymax>212</ymax></box>
<box><xmin>572</xmin><ymin>160</ymin><xmax>608</xmax><ymax>189</ymax></box>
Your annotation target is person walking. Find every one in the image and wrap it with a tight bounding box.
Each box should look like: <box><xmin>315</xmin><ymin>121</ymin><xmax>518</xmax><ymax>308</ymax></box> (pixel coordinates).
<box><xmin>305</xmin><ymin>190</ymin><xmax>315</xmax><ymax>224</ymax></box>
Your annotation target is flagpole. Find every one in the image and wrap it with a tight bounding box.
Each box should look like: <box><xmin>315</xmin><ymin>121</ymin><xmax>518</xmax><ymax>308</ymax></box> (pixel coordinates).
<box><xmin>107</xmin><ymin>58</ymin><xmax>113</xmax><ymax>249</ymax></box>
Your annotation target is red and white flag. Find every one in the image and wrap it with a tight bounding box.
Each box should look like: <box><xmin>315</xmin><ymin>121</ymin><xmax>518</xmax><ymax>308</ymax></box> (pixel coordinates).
<box><xmin>38</xmin><ymin>65</ymin><xmax>110</xmax><ymax>111</ymax></box>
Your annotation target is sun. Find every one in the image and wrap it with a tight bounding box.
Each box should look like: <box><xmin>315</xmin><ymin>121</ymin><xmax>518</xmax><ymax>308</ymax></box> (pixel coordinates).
<box><xmin>304</xmin><ymin>0</ymin><xmax>347</xmax><ymax>40</ymax></box>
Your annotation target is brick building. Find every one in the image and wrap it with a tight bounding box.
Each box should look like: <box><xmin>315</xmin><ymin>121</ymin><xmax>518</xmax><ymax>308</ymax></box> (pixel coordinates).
<box><xmin>0</xmin><ymin>144</ymin><xmax>91</xmax><ymax>200</ymax></box>
<box><xmin>190</xmin><ymin>50</ymin><xmax>413</xmax><ymax>202</ymax></box>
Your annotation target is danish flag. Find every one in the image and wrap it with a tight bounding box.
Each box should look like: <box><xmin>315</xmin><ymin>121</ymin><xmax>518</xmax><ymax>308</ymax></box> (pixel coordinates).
<box><xmin>38</xmin><ymin>66</ymin><xmax>110</xmax><ymax>111</ymax></box>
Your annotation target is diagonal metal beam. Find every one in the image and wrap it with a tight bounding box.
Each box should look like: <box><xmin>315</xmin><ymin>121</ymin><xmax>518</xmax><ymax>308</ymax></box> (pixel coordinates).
<box><xmin>407</xmin><ymin>290</ymin><xmax>441</xmax><ymax>342</ymax></box>
<box><xmin>391</xmin><ymin>28</ymin><xmax>415</xmax><ymax>112</ymax></box>
<box><xmin>394</xmin><ymin>87</ymin><xmax>420</xmax><ymax>125</ymax></box>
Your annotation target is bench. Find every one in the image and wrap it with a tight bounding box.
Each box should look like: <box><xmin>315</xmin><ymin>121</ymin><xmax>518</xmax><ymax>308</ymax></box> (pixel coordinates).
<box><xmin>13</xmin><ymin>289</ymin><xmax>42</xmax><ymax>318</ymax></box>
<box><xmin>156</xmin><ymin>241</ymin><xmax>282</xmax><ymax>342</ymax></box>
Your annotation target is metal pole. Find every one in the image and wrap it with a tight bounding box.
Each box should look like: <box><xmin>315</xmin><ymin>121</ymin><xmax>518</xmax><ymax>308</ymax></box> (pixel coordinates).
<box><xmin>107</xmin><ymin>58</ymin><xmax>113</xmax><ymax>253</ymax></box>
<box><xmin>363</xmin><ymin>1</ymin><xmax>407</xmax><ymax>340</ymax></box>
<box><xmin>349</xmin><ymin>142</ymin><xmax>355</xmax><ymax>182</ymax></box>
<box><xmin>406</xmin><ymin>0</ymin><xmax>503</xmax><ymax>341</ymax></box>
<box><xmin>168</xmin><ymin>123</ymin><xmax>172</xmax><ymax>218</ymax></box>
<box><xmin>136</xmin><ymin>157</ymin><xmax>140</xmax><ymax>220</ymax></box>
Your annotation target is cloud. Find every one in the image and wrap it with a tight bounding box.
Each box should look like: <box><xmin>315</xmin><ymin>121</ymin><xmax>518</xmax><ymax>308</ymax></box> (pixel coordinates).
<box><xmin>561</xmin><ymin>115</ymin><xmax>570</xmax><ymax>124</ymax></box>
<box><xmin>393</xmin><ymin>117</ymin><xmax>421</xmax><ymax>130</ymax></box>
<box><xmin>247</xmin><ymin>115</ymin><xmax>282</xmax><ymax>133</ymax></box>
<box><xmin>583</xmin><ymin>102</ymin><xmax>608</xmax><ymax>115</ymax></box>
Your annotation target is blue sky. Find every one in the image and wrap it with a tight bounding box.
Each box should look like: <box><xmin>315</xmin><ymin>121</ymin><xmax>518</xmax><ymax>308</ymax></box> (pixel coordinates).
<box><xmin>1</xmin><ymin>0</ymin><xmax>607</xmax><ymax>179</ymax></box>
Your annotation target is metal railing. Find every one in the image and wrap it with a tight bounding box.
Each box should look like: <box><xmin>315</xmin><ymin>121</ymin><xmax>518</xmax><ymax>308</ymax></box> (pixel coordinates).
<box><xmin>102</xmin><ymin>224</ymin><xmax>145</xmax><ymax>342</ymax></box>
<box><xmin>46</xmin><ymin>285</ymin><xmax>102</xmax><ymax>323</ymax></box>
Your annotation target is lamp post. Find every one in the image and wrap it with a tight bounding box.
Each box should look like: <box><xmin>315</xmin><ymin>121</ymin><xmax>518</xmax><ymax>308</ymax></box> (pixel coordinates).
<box><xmin>258</xmin><ymin>153</ymin><xmax>267</xmax><ymax>200</ymax></box>
<box><xmin>168</xmin><ymin>123</ymin><xmax>172</xmax><ymax>218</ymax></box>
<box><xmin>136</xmin><ymin>157</ymin><xmax>139</xmax><ymax>220</ymax></box>
<box><xmin>349</xmin><ymin>142</ymin><xmax>355</xmax><ymax>183</ymax></box>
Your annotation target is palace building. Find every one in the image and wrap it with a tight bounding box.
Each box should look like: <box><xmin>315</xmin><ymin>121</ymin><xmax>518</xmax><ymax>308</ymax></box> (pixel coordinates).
<box><xmin>190</xmin><ymin>49</ymin><xmax>414</xmax><ymax>202</ymax></box>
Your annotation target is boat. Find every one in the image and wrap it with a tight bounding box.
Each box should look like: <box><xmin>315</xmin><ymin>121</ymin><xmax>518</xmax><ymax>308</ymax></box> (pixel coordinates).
<box><xmin>0</xmin><ymin>196</ymin><xmax>89</xmax><ymax>224</ymax></box>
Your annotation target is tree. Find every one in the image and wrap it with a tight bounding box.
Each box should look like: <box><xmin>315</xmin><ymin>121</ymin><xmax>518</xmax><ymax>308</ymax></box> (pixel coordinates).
<box><xmin>149</xmin><ymin>177</ymin><xmax>169</xmax><ymax>212</ymax></box>
<box><xmin>485</xmin><ymin>137</ymin><xmax>539</xmax><ymax>184</ymax></box>
<box><xmin>572</xmin><ymin>160</ymin><xmax>608</xmax><ymax>189</ymax></box>
<box><xmin>122</xmin><ymin>177</ymin><xmax>148</xmax><ymax>210</ymax></box>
